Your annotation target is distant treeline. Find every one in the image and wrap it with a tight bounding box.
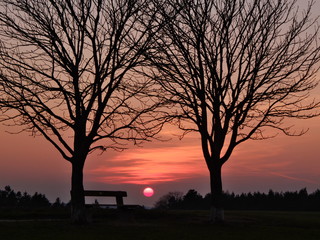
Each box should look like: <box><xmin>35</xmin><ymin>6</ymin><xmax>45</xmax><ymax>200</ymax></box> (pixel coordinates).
<box><xmin>0</xmin><ymin>186</ymin><xmax>64</xmax><ymax>208</ymax></box>
<box><xmin>2</xmin><ymin>186</ymin><xmax>320</xmax><ymax>211</ymax></box>
<box><xmin>155</xmin><ymin>188</ymin><xmax>320</xmax><ymax>211</ymax></box>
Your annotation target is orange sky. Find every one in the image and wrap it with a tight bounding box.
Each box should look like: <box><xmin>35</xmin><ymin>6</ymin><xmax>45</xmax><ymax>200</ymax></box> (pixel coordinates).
<box><xmin>0</xmin><ymin>114</ymin><xmax>319</xmax><ymax>207</ymax></box>
<box><xmin>0</xmin><ymin>0</ymin><xmax>319</xmax><ymax>207</ymax></box>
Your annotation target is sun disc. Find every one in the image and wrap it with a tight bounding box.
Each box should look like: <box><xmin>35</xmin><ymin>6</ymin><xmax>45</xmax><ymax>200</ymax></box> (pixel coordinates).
<box><xmin>143</xmin><ymin>187</ymin><xmax>154</xmax><ymax>197</ymax></box>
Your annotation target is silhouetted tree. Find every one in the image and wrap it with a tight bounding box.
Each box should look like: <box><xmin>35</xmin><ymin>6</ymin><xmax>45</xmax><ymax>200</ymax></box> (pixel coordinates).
<box><xmin>52</xmin><ymin>197</ymin><xmax>64</xmax><ymax>208</ymax></box>
<box><xmin>19</xmin><ymin>192</ymin><xmax>32</xmax><ymax>207</ymax></box>
<box><xmin>0</xmin><ymin>0</ymin><xmax>165</xmax><ymax>223</ymax></box>
<box><xmin>0</xmin><ymin>186</ymin><xmax>17</xmax><ymax>206</ymax></box>
<box><xmin>154</xmin><ymin>191</ymin><xmax>183</xmax><ymax>209</ymax></box>
<box><xmin>147</xmin><ymin>0</ymin><xmax>320</xmax><ymax>222</ymax></box>
<box><xmin>30</xmin><ymin>192</ymin><xmax>51</xmax><ymax>207</ymax></box>
<box><xmin>182</xmin><ymin>189</ymin><xmax>203</xmax><ymax>209</ymax></box>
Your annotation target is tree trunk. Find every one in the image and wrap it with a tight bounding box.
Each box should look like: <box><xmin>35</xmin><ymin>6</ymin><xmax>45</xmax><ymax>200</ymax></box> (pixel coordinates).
<box><xmin>70</xmin><ymin>161</ymin><xmax>87</xmax><ymax>224</ymax></box>
<box><xmin>209</xmin><ymin>164</ymin><xmax>224</xmax><ymax>223</ymax></box>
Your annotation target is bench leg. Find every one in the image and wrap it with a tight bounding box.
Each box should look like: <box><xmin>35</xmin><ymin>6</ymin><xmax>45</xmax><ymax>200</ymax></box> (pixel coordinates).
<box><xmin>116</xmin><ymin>196</ymin><xmax>124</xmax><ymax>208</ymax></box>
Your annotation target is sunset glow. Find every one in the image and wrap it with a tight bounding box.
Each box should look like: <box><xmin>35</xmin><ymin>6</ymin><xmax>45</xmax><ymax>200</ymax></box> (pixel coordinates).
<box><xmin>1</xmin><ymin>114</ymin><xmax>320</xmax><ymax>207</ymax></box>
<box><xmin>143</xmin><ymin>187</ymin><xmax>154</xmax><ymax>197</ymax></box>
<box><xmin>88</xmin><ymin>141</ymin><xmax>207</xmax><ymax>185</ymax></box>
<box><xmin>0</xmin><ymin>0</ymin><xmax>319</xmax><ymax>210</ymax></box>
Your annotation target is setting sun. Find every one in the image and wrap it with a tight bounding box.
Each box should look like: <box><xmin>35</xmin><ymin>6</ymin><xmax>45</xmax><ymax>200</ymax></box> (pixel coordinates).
<box><xmin>143</xmin><ymin>187</ymin><xmax>154</xmax><ymax>197</ymax></box>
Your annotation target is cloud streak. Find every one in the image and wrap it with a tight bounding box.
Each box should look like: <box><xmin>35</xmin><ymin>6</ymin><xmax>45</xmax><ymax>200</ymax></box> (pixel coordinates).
<box><xmin>85</xmin><ymin>122</ymin><xmax>320</xmax><ymax>191</ymax></box>
<box><xmin>87</xmin><ymin>145</ymin><xmax>207</xmax><ymax>185</ymax></box>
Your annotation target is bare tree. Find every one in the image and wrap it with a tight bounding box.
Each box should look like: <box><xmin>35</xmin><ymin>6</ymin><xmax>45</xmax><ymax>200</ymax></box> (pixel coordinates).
<box><xmin>0</xmin><ymin>0</ymin><xmax>165</xmax><ymax>223</ymax></box>
<box><xmin>147</xmin><ymin>0</ymin><xmax>320</xmax><ymax>222</ymax></box>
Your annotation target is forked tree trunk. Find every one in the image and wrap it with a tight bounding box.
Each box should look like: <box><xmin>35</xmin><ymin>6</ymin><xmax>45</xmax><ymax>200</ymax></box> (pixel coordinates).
<box><xmin>70</xmin><ymin>161</ymin><xmax>87</xmax><ymax>224</ymax></box>
<box><xmin>209</xmin><ymin>164</ymin><xmax>224</xmax><ymax>223</ymax></box>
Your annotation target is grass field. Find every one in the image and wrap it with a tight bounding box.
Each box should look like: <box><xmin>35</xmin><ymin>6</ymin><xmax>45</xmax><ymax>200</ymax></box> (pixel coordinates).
<box><xmin>0</xmin><ymin>209</ymin><xmax>320</xmax><ymax>240</ymax></box>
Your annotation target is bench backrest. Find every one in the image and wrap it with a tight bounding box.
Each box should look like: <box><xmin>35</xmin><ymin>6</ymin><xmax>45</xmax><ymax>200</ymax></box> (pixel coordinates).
<box><xmin>84</xmin><ymin>190</ymin><xmax>127</xmax><ymax>197</ymax></box>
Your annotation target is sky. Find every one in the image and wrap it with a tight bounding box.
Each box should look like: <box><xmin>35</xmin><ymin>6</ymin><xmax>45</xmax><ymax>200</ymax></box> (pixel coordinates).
<box><xmin>0</xmin><ymin>107</ymin><xmax>319</xmax><ymax>207</ymax></box>
<box><xmin>0</xmin><ymin>0</ymin><xmax>320</xmax><ymax>208</ymax></box>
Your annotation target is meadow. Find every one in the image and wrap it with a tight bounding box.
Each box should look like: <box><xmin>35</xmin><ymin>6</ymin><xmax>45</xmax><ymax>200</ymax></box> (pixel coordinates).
<box><xmin>1</xmin><ymin>209</ymin><xmax>320</xmax><ymax>240</ymax></box>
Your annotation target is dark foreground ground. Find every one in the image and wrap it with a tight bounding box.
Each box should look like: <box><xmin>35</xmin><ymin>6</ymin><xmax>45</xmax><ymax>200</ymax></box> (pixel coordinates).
<box><xmin>0</xmin><ymin>209</ymin><xmax>320</xmax><ymax>240</ymax></box>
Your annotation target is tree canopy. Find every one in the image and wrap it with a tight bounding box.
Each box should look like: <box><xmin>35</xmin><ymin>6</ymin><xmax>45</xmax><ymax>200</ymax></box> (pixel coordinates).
<box><xmin>0</xmin><ymin>0</ymin><xmax>166</xmax><ymax>223</ymax></box>
<box><xmin>146</xmin><ymin>0</ymin><xmax>320</xmax><ymax>222</ymax></box>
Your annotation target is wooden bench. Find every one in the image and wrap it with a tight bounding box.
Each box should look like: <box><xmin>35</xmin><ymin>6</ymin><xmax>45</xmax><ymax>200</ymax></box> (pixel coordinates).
<box><xmin>84</xmin><ymin>190</ymin><xmax>127</xmax><ymax>209</ymax></box>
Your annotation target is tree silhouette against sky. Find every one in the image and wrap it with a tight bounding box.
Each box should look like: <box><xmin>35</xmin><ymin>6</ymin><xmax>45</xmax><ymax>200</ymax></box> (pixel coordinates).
<box><xmin>0</xmin><ymin>0</ymin><xmax>165</xmax><ymax>223</ymax></box>
<box><xmin>146</xmin><ymin>0</ymin><xmax>320</xmax><ymax>222</ymax></box>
